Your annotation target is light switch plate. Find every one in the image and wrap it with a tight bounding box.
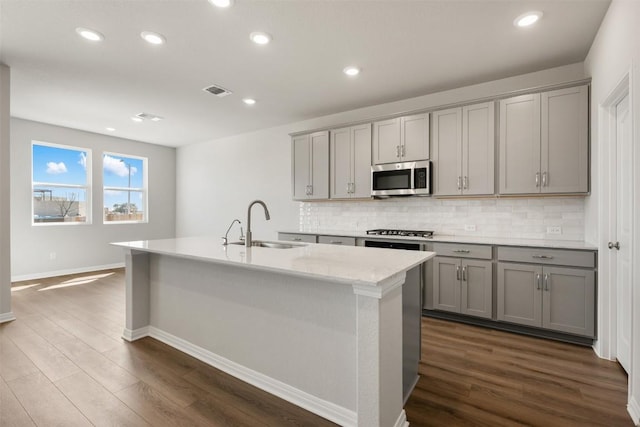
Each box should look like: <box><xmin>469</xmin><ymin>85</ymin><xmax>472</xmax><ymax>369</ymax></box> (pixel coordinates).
<box><xmin>547</xmin><ymin>226</ymin><xmax>562</xmax><ymax>235</ymax></box>
<box><xmin>464</xmin><ymin>224</ymin><xmax>476</xmax><ymax>232</ymax></box>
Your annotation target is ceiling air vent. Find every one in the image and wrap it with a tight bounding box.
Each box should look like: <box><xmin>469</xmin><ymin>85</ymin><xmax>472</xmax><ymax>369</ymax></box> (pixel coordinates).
<box><xmin>203</xmin><ymin>84</ymin><xmax>232</xmax><ymax>97</ymax></box>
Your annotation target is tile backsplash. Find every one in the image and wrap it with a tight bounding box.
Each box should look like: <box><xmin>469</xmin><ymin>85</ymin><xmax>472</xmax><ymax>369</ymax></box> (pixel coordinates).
<box><xmin>299</xmin><ymin>197</ymin><xmax>585</xmax><ymax>241</ymax></box>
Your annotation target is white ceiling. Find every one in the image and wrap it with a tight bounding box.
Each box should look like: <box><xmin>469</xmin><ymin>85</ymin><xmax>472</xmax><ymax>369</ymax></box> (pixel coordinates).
<box><xmin>0</xmin><ymin>0</ymin><xmax>610</xmax><ymax>147</ymax></box>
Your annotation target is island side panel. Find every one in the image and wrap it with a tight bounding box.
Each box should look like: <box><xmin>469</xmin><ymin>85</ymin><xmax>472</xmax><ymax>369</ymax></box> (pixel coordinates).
<box><xmin>147</xmin><ymin>253</ymin><xmax>358</xmax><ymax>420</ymax></box>
<box><xmin>123</xmin><ymin>249</ymin><xmax>150</xmax><ymax>341</ymax></box>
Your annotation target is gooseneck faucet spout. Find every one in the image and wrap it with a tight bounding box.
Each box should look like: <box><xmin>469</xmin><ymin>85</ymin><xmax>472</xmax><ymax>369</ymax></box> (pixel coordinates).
<box><xmin>222</xmin><ymin>219</ymin><xmax>241</xmax><ymax>246</ymax></box>
<box><xmin>246</xmin><ymin>200</ymin><xmax>271</xmax><ymax>248</ymax></box>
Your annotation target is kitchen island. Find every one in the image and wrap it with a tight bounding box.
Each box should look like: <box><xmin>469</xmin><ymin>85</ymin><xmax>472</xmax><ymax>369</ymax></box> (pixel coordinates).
<box><xmin>113</xmin><ymin>236</ymin><xmax>434</xmax><ymax>427</ymax></box>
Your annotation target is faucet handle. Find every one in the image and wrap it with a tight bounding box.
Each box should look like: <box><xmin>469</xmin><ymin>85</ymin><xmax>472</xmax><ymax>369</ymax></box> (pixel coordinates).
<box><xmin>222</xmin><ymin>236</ymin><xmax>228</xmax><ymax>246</ymax></box>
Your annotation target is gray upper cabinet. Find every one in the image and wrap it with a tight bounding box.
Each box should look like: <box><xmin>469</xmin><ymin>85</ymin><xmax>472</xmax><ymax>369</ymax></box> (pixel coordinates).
<box><xmin>292</xmin><ymin>131</ymin><xmax>329</xmax><ymax>200</ymax></box>
<box><xmin>330</xmin><ymin>124</ymin><xmax>372</xmax><ymax>199</ymax></box>
<box><xmin>433</xmin><ymin>102</ymin><xmax>494</xmax><ymax>196</ymax></box>
<box><xmin>499</xmin><ymin>85</ymin><xmax>589</xmax><ymax>195</ymax></box>
<box><xmin>373</xmin><ymin>113</ymin><xmax>429</xmax><ymax>165</ymax></box>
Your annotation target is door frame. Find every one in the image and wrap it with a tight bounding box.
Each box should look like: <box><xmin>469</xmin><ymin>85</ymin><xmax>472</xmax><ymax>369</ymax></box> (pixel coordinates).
<box><xmin>596</xmin><ymin>67</ymin><xmax>639</xmax><ymax>424</ymax></box>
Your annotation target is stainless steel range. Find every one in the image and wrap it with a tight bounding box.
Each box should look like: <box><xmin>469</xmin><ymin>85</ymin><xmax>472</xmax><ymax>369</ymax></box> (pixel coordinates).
<box><xmin>366</xmin><ymin>229</ymin><xmax>433</xmax><ymax>238</ymax></box>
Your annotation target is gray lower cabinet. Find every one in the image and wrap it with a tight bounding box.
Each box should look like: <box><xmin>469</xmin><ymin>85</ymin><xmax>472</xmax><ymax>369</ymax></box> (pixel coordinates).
<box><xmin>433</xmin><ymin>255</ymin><xmax>492</xmax><ymax>319</ymax></box>
<box><xmin>497</xmin><ymin>262</ymin><xmax>595</xmax><ymax>337</ymax></box>
<box><xmin>278</xmin><ymin>233</ymin><xmax>317</xmax><ymax>243</ymax></box>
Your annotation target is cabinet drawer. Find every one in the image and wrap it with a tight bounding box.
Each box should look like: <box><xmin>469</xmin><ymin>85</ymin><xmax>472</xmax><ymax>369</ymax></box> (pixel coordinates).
<box><xmin>433</xmin><ymin>243</ymin><xmax>492</xmax><ymax>259</ymax></box>
<box><xmin>318</xmin><ymin>235</ymin><xmax>356</xmax><ymax>246</ymax></box>
<box><xmin>278</xmin><ymin>233</ymin><xmax>317</xmax><ymax>244</ymax></box>
<box><xmin>497</xmin><ymin>247</ymin><xmax>595</xmax><ymax>268</ymax></box>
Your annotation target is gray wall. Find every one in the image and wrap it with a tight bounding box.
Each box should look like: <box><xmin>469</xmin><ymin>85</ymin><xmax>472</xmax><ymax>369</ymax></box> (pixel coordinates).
<box><xmin>10</xmin><ymin>118</ymin><xmax>177</xmax><ymax>280</ymax></box>
<box><xmin>0</xmin><ymin>65</ymin><xmax>12</xmax><ymax>320</ymax></box>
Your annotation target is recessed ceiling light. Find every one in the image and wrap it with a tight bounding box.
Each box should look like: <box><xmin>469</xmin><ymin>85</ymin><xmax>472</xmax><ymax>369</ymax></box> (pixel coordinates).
<box><xmin>208</xmin><ymin>0</ymin><xmax>234</xmax><ymax>7</ymax></box>
<box><xmin>131</xmin><ymin>116</ymin><xmax>143</xmax><ymax>123</ymax></box>
<box><xmin>106</xmin><ymin>127</ymin><xmax>116</xmax><ymax>132</ymax></box>
<box><xmin>343</xmin><ymin>66</ymin><xmax>361</xmax><ymax>77</ymax></box>
<box><xmin>250</xmin><ymin>32</ymin><xmax>272</xmax><ymax>45</ymax></box>
<box><xmin>76</xmin><ymin>27</ymin><xmax>104</xmax><ymax>42</ymax></box>
<box><xmin>141</xmin><ymin>31</ymin><xmax>166</xmax><ymax>45</ymax></box>
<box><xmin>242</xmin><ymin>98</ymin><xmax>256</xmax><ymax>105</ymax></box>
<box><xmin>514</xmin><ymin>11</ymin><xmax>543</xmax><ymax>27</ymax></box>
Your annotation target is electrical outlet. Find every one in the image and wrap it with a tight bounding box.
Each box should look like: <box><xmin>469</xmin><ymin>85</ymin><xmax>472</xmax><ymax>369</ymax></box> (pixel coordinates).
<box><xmin>49</xmin><ymin>252</ymin><xmax>57</xmax><ymax>260</ymax></box>
<box><xmin>464</xmin><ymin>224</ymin><xmax>476</xmax><ymax>232</ymax></box>
<box><xmin>546</xmin><ymin>226</ymin><xmax>562</xmax><ymax>235</ymax></box>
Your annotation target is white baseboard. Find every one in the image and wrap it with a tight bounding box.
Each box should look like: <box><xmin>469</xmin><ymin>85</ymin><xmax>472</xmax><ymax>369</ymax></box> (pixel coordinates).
<box><xmin>394</xmin><ymin>410</ymin><xmax>409</xmax><ymax>427</ymax></box>
<box><xmin>122</xmin><ymin>326</ymin><xmax>150</xmax><ymax>342</ymax></box>
<box><xmin>11</xmin><ymin>262</ymin><xmax>125</xmax><ymax>282</ymax></box>
<box><xmin>628</xmin><ymin>395</ymin><xmax>640</xmax><ymax>426</ymax></box>
<box><xmin>0</xmin><ymin>312</ymin><xmax>16</xmax><ymax>324</ymax></box>
<box><xmin>147</xmin><ymin>326</ymin><xmax>357</xmax><ymax>427</ymax></box>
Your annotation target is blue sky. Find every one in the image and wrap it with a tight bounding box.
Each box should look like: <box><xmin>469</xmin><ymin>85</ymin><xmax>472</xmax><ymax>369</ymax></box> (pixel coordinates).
<box><xmin>33</xmin><ymin>144</ymin><xmax>146</xmax><ymax>211</ymax></box>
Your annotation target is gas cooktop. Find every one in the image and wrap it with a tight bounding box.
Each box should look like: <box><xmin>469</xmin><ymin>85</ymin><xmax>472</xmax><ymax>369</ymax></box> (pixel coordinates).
<box><xmin>366</xmin><ymin>229</ymin><xmax>433</xmax><ymax>238</ymax></box>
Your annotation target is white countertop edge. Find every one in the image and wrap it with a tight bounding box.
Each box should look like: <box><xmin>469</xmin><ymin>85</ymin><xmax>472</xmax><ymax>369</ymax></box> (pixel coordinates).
<box><xmin>279</xmin><ymin>230</ymin><xmax>598</xmax><ymax>251</ymax></box>
<box><xmin>112</xmin><ymin>238</ymin><xmax>434</xmax><ymax>289</ymax></box>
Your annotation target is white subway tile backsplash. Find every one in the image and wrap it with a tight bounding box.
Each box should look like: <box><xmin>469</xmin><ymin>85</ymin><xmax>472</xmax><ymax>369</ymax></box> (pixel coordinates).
<box><xmin>298</xmin><ymin>197</ymin><xmax>585</xmax><ymax>241</ymax></box>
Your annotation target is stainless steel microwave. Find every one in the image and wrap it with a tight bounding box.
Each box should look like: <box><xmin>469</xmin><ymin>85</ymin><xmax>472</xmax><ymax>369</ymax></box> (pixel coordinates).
<box><xmin>371</xmin><ymin>160</ymin><xmax>431</xmax><ymax>197</ymax></box>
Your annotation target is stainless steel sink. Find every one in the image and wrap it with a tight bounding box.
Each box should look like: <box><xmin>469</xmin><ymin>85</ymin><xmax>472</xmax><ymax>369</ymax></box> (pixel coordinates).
<box><xmin>229</xmin><ymin>240</ymin><xmax>305</xmax><ymax>249</ymax></box>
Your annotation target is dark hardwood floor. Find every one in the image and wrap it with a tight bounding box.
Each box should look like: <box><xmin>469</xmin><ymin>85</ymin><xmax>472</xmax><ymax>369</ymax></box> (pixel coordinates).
<box><xmin>1</xmin><ymin>269</ymin><xmax>633</xmax><ymax>426</ymax></box>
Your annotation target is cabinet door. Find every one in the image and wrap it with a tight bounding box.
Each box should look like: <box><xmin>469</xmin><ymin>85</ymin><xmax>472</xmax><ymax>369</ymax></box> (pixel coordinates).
<box><xmin>461</xmin><ymin>259</ymin><xmax>493</xmax><ymax>319</ymax></box>
<box><xmin>330</xmin><ymin>127</ymin><xmax>351</xmax><ymax>199</ymax></box>
<box><xmin>309</xmin><ymin>131</ymin><xmax>329</xmax><ymax>199</ymax></box>
<box><xmin>401</xmin><ymin>113</ymin><xmax>430</xmax><ymax>161</ymax></box>
<box><xmin>542</xmin><ymin>267</ymin><xmax>595</xmax><ymax>337</ymax></box>
<box><xmin>499</xmin><ymin>94</ymin><xmax>541</xmax><ymax>194</ymax></box>
<box><xmin>292</xmin><ymin>134</ymin><xmax>311</xmax><ymax>200</ymax></box>
<box><xmin>541</xmin><ymin>85</ymin><xmax>589</xmax><ymax>194</ymax></box>
<box><xmin>372</xmin><ymin>118</ymin><xmax>400</xmax><ymax>165</ymax></box>
<box><xmin>351</xmin><ymin>123</ymin><xmax>372</xmax><ymax>198</ymax></box>
<box><xmin>497</xmin><ymin>262</ymin><xmax>542</xmax><ymax>327</ymax></box>
<box><xmin>432</xmin><ymin>108</ymin><xmax>462</xmax><ymax>196</ymax></box>
<box><xmin>463</xmin><ymin>102</ymin><xmax>495</xmax><ymax>195</ymax></box>
<box><xmin>433</xmin><ymin>257</ymin><xmax>461</xmax><ymax>313</ymax></box>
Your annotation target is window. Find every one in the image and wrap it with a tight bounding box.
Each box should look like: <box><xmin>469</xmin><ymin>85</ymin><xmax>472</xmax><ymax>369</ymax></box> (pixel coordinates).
<box><xmin>103</xmin><ymin>153</ymin><xmax>147</xmax><ymax>223</ymax></box>
<box><xmin>32</xmin><ymin>142</ymin><xmax>91</xmax><ymax>225</ymax></box>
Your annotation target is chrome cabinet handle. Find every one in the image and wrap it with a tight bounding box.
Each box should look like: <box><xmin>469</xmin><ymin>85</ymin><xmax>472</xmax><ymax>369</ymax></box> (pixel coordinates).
<box><xmin>544</xmin><ymin>274</ymin><xmax>549</xmax><ymax>291</ymax></box>
<box><xmin>330</xmin><ymin>241</ymin><xmax>343</xmax><ymax>245</ymax></box>
<box><xmin>457</xmin><ymin>176</ymin><xmax>462</xmax><ymax>190</ymax></box>
<box><xmin>608</xmin><ymin>241</ymin><xmax>620</xmax><ymax>250</ymax></box>
<box><xmin>401</xmin><ymin>145</ymin><xmax>406</xmax><ymax>157</ymax></box>
<box><xmin>532</xmin><ymin>255</ymin><xmax>554</xmax><ymax>260</ymax></box>
<box><xmin>396</xmin><ymin>145</ymin><xmax>401</xmax><ymax>158</ymax></box>
<box><xmin>456</xmin><ymin>265</ymin><xmax>461</xmax><ymax>281</ymax></box>
<box><xmin>536</xmin><ymin>273</ymin><xmax>541</xmax><ymax>290</ymax></box>
<box><xmin>462</xmin><ymin>266</ymin><xmax>467</xmax><ymax>282</ymax></box>
<box><xmin>463</xmin><ymin>176</ymin><xmax>468</xmax><ymax>190</ymax></box>
<box><xmin>535</xmin><ymin>172</ymin><xmax>540</xmax><ymax>187</ymax></box>
<box><xmin>453</xmin><ymin>249</ymin><xmax>470</xmax><ymax>254</ymax></box>
<box><xmin>308</xmin><ymin>184</ymin><xmax>313</xmax><ymax>195</ymax></box>
<box><xmin>293</xmin><ymin>238</ymin><xmax>302</xmax><ymax>241</ymax></box>
<box><xmin>542</xmin><ymin>172</ymin><xmax>547</xmax><ymax>187</ymax></box>
<box><xmin>351</xmin><ymin>183</ymin><xmax>355</xmax><ymax>194</ymax></box>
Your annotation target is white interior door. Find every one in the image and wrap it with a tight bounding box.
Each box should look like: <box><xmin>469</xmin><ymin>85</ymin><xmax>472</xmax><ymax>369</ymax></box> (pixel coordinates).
<box><xmin>615</xmin><ymin>93</ymin><xmax>632</xmax><ymax>374</ymax></box>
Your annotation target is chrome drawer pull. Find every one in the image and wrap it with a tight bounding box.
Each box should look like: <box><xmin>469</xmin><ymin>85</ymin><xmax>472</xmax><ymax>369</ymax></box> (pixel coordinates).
<box><xmin>330</xmin><ymin>241</ymin><xmax>343</xmax><ymax>245</ymax></box>
<box><xmin>453</xmin><ymin>249</ymin><xmax>471</xmax><ymax>254</ymax></box>
<box><xmin>293</xmin><ymin>238</ymin><xmax>302</xmax><ymax>241</ymax></box>
<box><xmin>532</xmin><ymin>255</ymin><xmax>554</xmax><ymax>259</ymax></box>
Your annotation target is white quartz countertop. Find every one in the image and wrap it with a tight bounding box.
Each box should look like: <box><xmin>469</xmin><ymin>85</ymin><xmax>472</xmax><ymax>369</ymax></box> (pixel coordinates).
<box><xmin>113</xmin><ymin>236</ymin><xmax>434</xmax><ymax>287</ymax></box>
<box><xmin>279</xmin><ymin>230</ymin><xmax>598</xmax><ymax>250</ymax></box>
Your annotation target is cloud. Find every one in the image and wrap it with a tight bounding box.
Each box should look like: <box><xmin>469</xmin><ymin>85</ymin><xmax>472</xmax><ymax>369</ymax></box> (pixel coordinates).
<box><xmin>78</xmin><ymin>152</ymin><xmax>87</xmax><ymax>170</ymax></box>
<box><xmin>104</xmin><ymin>190</ymin><xmax>123</xmax><ymax>196</ymax></box>
<box><xmin>46</xmin><ymin>162</ymin><xmax>67</xmax><ymax>174</ymax></box>
<box><xmin>103</xmin><ymin>154</ymin><xmax>138</xmax><ymax>177</ymax></box>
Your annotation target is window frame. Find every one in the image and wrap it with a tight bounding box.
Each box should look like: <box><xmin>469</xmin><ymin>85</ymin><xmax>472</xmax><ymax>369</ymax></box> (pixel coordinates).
<box><xmin>31</xmin><ymin>140</ymin><xmax>92</xmax><ymax>226</ymax></box>
<box><xmin>102</xmin><ymin>151</ymin><xmax>148</xmax><ymax>224</ymax></box>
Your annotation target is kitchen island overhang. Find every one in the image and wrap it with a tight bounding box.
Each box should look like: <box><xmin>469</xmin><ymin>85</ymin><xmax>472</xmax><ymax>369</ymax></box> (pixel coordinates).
<box><xmin>113</xmin><ymin>237</ymin><xmax>434</xmax><ymax>427</ymax></box>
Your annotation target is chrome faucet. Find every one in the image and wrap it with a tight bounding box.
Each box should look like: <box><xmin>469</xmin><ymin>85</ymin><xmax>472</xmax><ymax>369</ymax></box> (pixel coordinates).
<box><xmin>246</xmin><ymin>200</ymin><xmax>271</xmax><ymax>247</ymax></box>
<box><xmin>222</xmin><ymin>219</ymin><xmax>242</xmax><ymax>245</ymax></box>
